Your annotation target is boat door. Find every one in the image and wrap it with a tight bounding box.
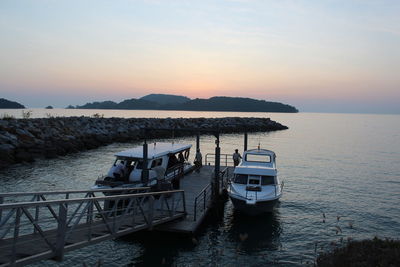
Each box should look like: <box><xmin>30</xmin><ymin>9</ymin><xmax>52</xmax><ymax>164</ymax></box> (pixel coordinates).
<box><xmin>246</xmin><ymin>175</ymin><xmax>261</xmax><ymax>204</ymax></box>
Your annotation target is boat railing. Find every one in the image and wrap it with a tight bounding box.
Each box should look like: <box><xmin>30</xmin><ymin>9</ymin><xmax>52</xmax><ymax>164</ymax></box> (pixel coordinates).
<box><xmin>219</xmin><ymin>167</ymin><xmax>230</xmax><ymax>194</ymax></box>
<box><xmin>205</xmin><ymin>153</ymin><xmax>235</xmax><ymax>167</ymax></box>
<box><xmin>165</xmin><ymin>163</ymin><xmax>185</xmax><ymax>180</ymax></box>
<box><xmin>244</xmin><ymin>182</ymin><xmax>284</xmax><ymax>201</ymax></box>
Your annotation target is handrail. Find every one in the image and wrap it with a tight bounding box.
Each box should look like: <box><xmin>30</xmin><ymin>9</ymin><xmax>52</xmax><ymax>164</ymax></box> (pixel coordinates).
<box><xmin>0</xmin><ymin>189</ymin><xmax>186</xmax><ymax>266</ymax></box>
<box><xmin>193</xmin><ymin>184</ymin><xmax>211</xmax><ymax>221</ymax></box>
<box><xmin>0</xmin><ymin>187</ymin><xmax>150</xmax><ymax>197</ymax></box>
<box><xmin>165</xmin><ymin>163</ymin><xmax>184</xmax><ymax>178</ymax></box>
<box><xmin>204</xmin><ymin>153</ymin><xmax>235</xmax><ymax>166</ymax></box>
<box><xmin>219</xmin><ymin>166</ymin><xmax>230</xmax><ymax>193</ymax></box>
<box><xmin>0</xmin><ymin>190</ymin><xmax>185</xmax><ymax>209</ymax></box>
<box><xmin>193</xmin><ymin>167</ymin><xmax>231</xmax><ymax>221</ymax></box>
<box><xmin>241</xmin><ymin>182</ymin><xmax>284</xmax><ymax>201</ymax></box>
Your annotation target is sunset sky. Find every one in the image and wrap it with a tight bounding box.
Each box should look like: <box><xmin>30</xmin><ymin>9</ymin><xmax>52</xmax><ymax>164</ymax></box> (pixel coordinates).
<box><xmin>1</xmin><ymin>0</ymin><xmax>399</xmax><ymax>113</ymax></box>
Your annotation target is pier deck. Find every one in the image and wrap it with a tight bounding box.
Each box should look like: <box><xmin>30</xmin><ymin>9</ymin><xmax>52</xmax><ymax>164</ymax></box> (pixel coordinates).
<box><xmin>157</xmin><ymin>165</ymin><xmax>233</xmax><ymax>234</ymax></box>
<box><xmin>0</xmin><ymin>190</ymin><xmax>186</xmax><ymax>266</ymax></box>
<box><xmin>0</xmin><ymin>166</ymin><xmax>233</xmax><ymax>265</ymax></box>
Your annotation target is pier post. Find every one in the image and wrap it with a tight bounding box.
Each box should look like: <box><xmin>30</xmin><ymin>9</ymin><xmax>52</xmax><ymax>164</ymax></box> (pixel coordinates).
<box><xmin>213</xmin><ymin>132</ymin><xmax>220</xmax><ymax>200</ymax></box>
<box><xmin>196</xmin><ymin>133</ymin><xmax>200</xmax><ymax>152</ymax></box>
<box><xmin>142</xmin><ymin>141</ymin><xmax>149</xmax><ymax>185</ymax></box>
<box><xmin>244</xmin><ymin>131</ymin><xmax>248</xmax><ymax>151</ymax></box>
<box><xmin>55</xmin><ymin>203</ymin><xmax>67</xmax><ymax>261</ymax></box>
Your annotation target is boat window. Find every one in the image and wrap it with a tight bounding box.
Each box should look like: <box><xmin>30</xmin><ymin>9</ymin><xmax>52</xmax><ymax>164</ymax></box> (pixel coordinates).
<box><xmin>245</xmin><ymin>153</ymin><xmax>271</xmax><ymax>163</ymax></box>
<box><xmin>261</xmin><ymin>176</ymin><xmax>275</xmax><ymax>185</ymax></box>
<box><xmin>136</xmin><ymin>160</ymin><xmax>144</xmax><ymax>169</ymax></box>
<box><xmin>233</xmin><ymin>174</ymin><xmax>248</xmax><ymax>184</ymax></box>
<box><xmin>248</xmin><ymin>179</ymin><xmax>260</xmax><ymax>185</ymax></box>
<box><xmin>167</xmin><ymin>154</ymin><xmax>179</xmax><ymax>168</ymax></box>
<box><xmin>151</xmin><ymin>158</ymin><xmax>163</xmax><ymax>168</ymax></box>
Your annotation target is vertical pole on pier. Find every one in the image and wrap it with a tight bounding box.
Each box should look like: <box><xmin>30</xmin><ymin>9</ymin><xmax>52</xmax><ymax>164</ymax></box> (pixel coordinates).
<box><xmin>213</xmin><ymin>131</ymin><xmax>220</xmax><ymax>200</ymax></box>
<box><xmin>55</xmin><ymin>203</ymin><xmax>67</xmax><ymax>261</ymax></box>
<box><xmin>142</xmin><ymin>140</ymin><xmax>149</xmax><ymax>185</ymax></box>
<box><xmin>244</xmin><ymin>131</ymin><xmax>248</xmax><ymax>151</ymax></box>
<box><xmin>196</xmin><ymin>133</ymin><xmax>200</xmax><ymax>152</ymax></box>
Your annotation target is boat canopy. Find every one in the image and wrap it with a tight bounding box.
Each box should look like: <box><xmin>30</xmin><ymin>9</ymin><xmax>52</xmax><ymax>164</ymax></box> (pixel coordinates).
<box><xmin>234</xmin><ymin>165</ymin><xmax>277</xmax><ymax>176</ymax></box>
<box><xmin>244</xmin><ymin>148</ymin><xmax>275</xmax><ymax>157</ymax></box>
<box><xmin>115</xmin><ymin>142</ymin><xmax>192</xmax><ymax>160</ymax></box>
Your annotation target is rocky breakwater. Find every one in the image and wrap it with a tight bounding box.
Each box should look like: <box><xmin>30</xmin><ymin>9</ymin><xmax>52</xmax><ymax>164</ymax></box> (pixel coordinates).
<box><xmin>0</xmin><ymin>117</ymin><xmax>287</xmax><ymax>168</ymax></box>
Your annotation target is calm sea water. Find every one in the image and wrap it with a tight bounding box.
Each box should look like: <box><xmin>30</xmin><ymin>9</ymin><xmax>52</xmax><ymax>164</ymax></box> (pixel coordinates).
<box><xmin>0</xmin><ymin>110</ymin><xmax>399</xmax><ymax>266</ymax></box>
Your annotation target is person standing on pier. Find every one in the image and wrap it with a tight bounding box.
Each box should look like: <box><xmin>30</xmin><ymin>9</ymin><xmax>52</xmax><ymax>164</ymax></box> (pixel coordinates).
<box><xmin>233</xmin><ymin>149</ymin><xmax>242</xmax><ymax>167</ymax></box>
<box><xmin>194</xmin><ymin>149</ymin><xmax>202</xmax><ymax>172</ymax></box>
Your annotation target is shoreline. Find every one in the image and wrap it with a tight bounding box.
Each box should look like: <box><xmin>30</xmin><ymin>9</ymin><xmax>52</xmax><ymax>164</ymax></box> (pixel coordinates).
<box><xmin>0</xmin><ymin>116</ymin><xmax>288</xmax><ymax>169</ymax></box>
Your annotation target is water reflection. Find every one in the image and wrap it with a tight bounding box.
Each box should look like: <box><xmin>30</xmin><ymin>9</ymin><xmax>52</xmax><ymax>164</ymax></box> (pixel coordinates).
<box><xmin>226</xmin><ymin>204</ymin><xmax>283</xmax><ymax>253</ymax></box>
<box><xmin>122</xmin><ymin>232</ymin><xmax>195</xmax><ymax>267</ymax></box>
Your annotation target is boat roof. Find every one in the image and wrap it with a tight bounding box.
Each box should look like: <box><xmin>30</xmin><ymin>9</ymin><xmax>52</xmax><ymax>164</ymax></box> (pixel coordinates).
<box><xmin>115</xmin><ymin>142</ymin><xmax>191</xmax><ymax>160</ymax></box>
<box><xmin>234</xmin><ymin>165</ymin><xmax>277</xmax><ymax>176</ymax></box>
<box><xmin>244</xmin><ymin>148</ymin><xmax>276</xmax><ymax>156</ymax></box>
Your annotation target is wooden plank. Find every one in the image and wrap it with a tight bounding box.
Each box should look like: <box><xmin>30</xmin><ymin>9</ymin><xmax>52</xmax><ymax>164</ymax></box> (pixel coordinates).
<box><xmin>156</xmin><ymin>166</ymin><xmax>232</xmax><ymax>234</ymax></box>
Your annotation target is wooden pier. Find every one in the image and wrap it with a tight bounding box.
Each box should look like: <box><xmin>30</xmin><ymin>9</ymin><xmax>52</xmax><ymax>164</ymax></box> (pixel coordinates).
<box><xmin>0</xmin><ymin>164</ymin><xmax>233</xmax><ymax>266</ymax></box>
<box><xmin>0</xmin><ymin>189</ymin><xmax>187</xmax><ymax>266</ymax></box>
<box><xmin>156</xmin><ymin>165</ymin><xmax>233</xmax><ymax>234</ymax></box>
<box><xmin>0</xmin><ymin>129</ymin><xmax>243</xmax><ymax>266</ymax></box>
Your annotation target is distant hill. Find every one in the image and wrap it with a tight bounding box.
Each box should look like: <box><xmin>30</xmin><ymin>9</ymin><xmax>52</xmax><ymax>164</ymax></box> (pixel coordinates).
<box><xmin>76</xmin><ymin>101</ymin><xmax>118</xmax><ymax>109</ymax></box>
<box><xmin>140</xmin><ymin>94</ymin><xmax>190</xmax><ymax>105</ymax></box>
<box><xmin>117</xmin><ymin>98</ymin><xmax>159</xmax><ymax>109</ymax></box>
<box><xmin>0</xmin><ymin>98</ymin><xmax>25</xmax><ymax>109</ymax></box>
<box><xmin>73</xmin><ymin>95</ymin><xmax>298</xmax><ymax>113</ymax></box>
<box><xmin>164</xmin><ymin>96</ymin><xmax>298</xmax><ymax>112</ymax></box>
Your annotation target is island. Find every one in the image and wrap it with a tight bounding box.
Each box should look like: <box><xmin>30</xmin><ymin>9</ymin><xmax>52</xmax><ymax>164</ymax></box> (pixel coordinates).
<box><xmin>68</xmin><ymin>94</ymin><xmax>298</xmax><ymax>113</ymax></box>
<box><xmin>0</xmin><ymin>98</ymin><xmax>25</xmax><ymax>109</ymax></box>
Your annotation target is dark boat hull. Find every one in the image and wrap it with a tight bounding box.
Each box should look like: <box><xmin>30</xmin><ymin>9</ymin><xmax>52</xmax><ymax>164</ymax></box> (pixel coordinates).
<box><xmin>229</xmin><ymin>196</ymin><xmax>279</xmax><ymax>215</ymax></box>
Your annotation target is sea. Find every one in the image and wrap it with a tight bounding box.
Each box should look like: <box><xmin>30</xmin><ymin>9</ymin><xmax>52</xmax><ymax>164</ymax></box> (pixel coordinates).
<box><xmin>0</xmin><ymin>109</ymin><xmax>399</xmax><ymax>266</ymax></box>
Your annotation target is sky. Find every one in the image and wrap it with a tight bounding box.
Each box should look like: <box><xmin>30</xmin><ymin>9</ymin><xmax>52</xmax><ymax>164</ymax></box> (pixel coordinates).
<box><xmin>0</xmin><ymin>0</ymin><xmax>399</xmax><ymax>113</ymax></box>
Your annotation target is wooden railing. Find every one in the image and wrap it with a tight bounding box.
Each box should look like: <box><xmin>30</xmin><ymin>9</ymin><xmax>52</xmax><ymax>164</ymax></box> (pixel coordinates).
<box><xmin>0</xmin><ymin>189</ymin><xmax>185</xmax><ymax>266</ymax></box>
<box><xmin>204</xmin><ymin>153</ymin><xmax>235</xmax><ymax>167</ymax></box>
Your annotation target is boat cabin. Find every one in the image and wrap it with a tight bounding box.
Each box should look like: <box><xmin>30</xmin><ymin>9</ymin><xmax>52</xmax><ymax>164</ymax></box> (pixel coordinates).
<box><xmin>228</xmin><ymin>148</ymin><xmax>282</xmax><ymax>214</ymax></box>
<box><xmin>106</xmin><ymin>142</ymin><xmax>191</xmax><ymax>185</ymax></box>
<box><xmin>232</xmin><ymin>149</ymin><xmax>278</xmax><ymax>187</ymax></box>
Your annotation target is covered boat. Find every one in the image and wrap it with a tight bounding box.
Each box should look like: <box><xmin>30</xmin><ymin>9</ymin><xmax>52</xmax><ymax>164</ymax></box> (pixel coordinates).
<box><xmin>93</xmin><ymin>142</ymin><xmax>193</xmax><ymax>191</ymax></box>
<box><xmin>228</xmin><ymin>148</ymin><xmax>283</xmax><ymax>215</ymax></box>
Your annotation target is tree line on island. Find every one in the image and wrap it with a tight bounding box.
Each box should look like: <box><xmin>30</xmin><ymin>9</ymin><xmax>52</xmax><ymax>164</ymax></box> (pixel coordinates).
<box><xmin>67</xmin><ymin>94</ymin><xmax>299</xmax><ymax>113</ymax></box>
<box><xmin>1</xmin><ymin>94</ymin><xmax>298</xmax><ymax>113</ymax></box>
<box><xmin>0</xmin><ymin>98</ymin><xmax>25</xmax><ymax>109</ymax></box>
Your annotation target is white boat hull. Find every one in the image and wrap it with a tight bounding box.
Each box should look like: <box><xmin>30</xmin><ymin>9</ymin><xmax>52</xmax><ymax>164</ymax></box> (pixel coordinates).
<box><xmin>229</xmin><ymin>195</ymin><xmax>280</xmax><ymax>215</ymax></box>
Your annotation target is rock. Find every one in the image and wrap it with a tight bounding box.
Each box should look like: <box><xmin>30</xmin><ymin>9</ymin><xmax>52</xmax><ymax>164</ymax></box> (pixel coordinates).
<box><xmin>0</xmin><ymin>116</ymin><xmax>288</xmax><ymax>169</ymax></box>
<box><xmin>15</xmin><ymin>149</ymin><xmax>34</xmax><ymax>162</ymax></box>
<box><xmin>0</xmin><ymin>144</ymin><xmax>15</xmax><ymax>163</ymax></box>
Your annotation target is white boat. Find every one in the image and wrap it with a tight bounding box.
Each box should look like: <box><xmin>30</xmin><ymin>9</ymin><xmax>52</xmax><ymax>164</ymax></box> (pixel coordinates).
<box><xmin>93</xmin><ymin>142</ymin><xmax>193</xmax><ymax>191</ymax></box>
<box><xmin>228</xmin><ymin>148</ymin><xmax>283</xmax><ymax>215</ymax></box>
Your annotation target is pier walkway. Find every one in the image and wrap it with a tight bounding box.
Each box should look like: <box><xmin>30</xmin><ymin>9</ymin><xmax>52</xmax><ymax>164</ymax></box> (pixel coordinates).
<box><xmin>156</xmin><ymin>165</ymin><xmax>232</xmax><ymax>234</ymax></box>
<box><xmin>0</xmin><ymin>188</ymin><xmax>186</xmax><ymax>266</ymax></box>
<box><xmin>0</xmin><ymin>165</ymin><xmax>233</xmax><ymax>266</ymax></box>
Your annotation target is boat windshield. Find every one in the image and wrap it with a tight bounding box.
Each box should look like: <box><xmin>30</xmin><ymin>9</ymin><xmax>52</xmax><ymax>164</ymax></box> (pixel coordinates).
<box><xmin>245</xmin><ymin>153</ymin><xmax>271</xmax><ymax>163</ymax></box>
<box><xmin>261</xmin><ymin>175</ymin><xmax>275</xmax><ymax>185</ymax></box>
<box><xmin>233</xmin><ymin>174</ymin><xmax>248</xmax><ymax>184</ymax></box>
